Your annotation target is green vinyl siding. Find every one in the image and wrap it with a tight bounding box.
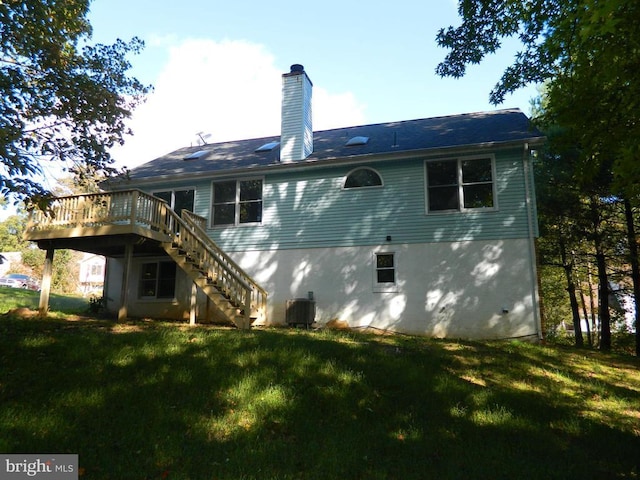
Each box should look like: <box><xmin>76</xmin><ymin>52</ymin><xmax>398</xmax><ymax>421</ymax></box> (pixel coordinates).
<box><xmin>133</xmin><ymin>147</ymin><xmax>536</xmax><ymax>252</ymax></box>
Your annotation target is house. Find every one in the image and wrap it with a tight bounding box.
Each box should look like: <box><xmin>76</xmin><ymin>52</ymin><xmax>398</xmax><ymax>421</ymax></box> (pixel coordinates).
<box><xmin>78</xmin><ymin>253</ymin><xmax>105</xmax><ymax>296</ymax></box>
<box><xmin>25</xmin><ymin>64</ymin><xmax>545</xmax><ymax>339</ymax></box>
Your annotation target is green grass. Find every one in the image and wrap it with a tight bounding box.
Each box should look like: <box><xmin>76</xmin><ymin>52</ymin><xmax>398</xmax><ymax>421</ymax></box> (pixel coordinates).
<box><xmin>0</xmin><ymin>286</ymin><xmax>89</xmax><ymax>315</ymax></box>
<box><xmin>1</xmin><ymin>314</ymin><xmax>638</xmax><ymax>480</ymax></box>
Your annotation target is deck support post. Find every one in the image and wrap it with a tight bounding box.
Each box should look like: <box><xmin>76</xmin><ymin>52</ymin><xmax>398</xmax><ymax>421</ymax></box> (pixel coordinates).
<box><xmin>239</xmin><ymin>287</ymin><xmax>252</xmax><ymax>330</ymax></box>
<box><xmin>189</xmin><ymin>281</ymin><xmax>197</xmax><ymax>326</ymax></box>
<box><xmin>38</xmin><ymin>248</ymin><xmax>55</xmax><ymax>317</ymax></box>
<box><xmin>118</xmin><ymin>242</ymin><xmax>133</xmax><ymax>321</ymax></box>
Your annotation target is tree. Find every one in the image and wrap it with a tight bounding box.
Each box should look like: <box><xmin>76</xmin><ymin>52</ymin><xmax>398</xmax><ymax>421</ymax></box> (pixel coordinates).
<box><xmin>437</xmin><ymin>0</ymin><xmax>640</xmax><ymax>354</ymax></box>
<box><xmin>0</xmin><ymin>213</ymin><xmax>26</xmax><ymax>251</ymax></box>
<box><xmin>0</xmin><ymin>0</ymin><xmax>150</xmax><ymax>209</ymax></box>
<box><xmin>534</xmin><ymin>133</ymin><xmax>586</xmax><ymax>346</ymax></box>
<box><xmin>623</xmin><ymin>199</ymin><xmax>640</xmax><ymax>356</ymax></box>
<box><xmin>0</xmin><ymin>213</ymin><xmax>81</xmax><ymax>294</ymax></box>
<box><xmin>436</xmin><ymin>0</ymin><xmax>640</xmax><ymax>191</ymax></box>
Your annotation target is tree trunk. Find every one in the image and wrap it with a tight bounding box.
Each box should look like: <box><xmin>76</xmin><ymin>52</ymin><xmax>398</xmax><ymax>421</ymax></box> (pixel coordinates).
<box><xmin>587</xmin><ymin>263</ymin><xmax>599</xmax><ymax>345</ymax></box>
<box><xmin>560</xmin><ymin>239</ymin><xmax>583</xmax><ymax>346</ymax></box>
<box><xmin>578</xmin><ymin>284</ymin><xmax>593</xmax><ymax>347</ymax></box>
<box><xmin>595</xmin><ymin>246</ymin><xmax>612</xmax><ymax>351</ymax></box>
<box><xmin>589</xmin><ymin>195</ymin><xmax>611</xmax><ymax>351</ymax></box>
<box><xmin>623</xmin><ymin>198</ymin><xmax>640</xmax><ymax>357</ymax></box>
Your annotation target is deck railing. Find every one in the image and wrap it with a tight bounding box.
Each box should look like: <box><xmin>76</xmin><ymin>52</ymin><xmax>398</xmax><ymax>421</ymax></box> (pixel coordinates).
<box><xmin>26</xmin><ymin>189</ymin><xmax>171</xmax><ymax>234</ymax></box>
<box><xmin>26</xmin><ymin>190</ymin><xmax>267</xmax><ymax>325</ymax></box>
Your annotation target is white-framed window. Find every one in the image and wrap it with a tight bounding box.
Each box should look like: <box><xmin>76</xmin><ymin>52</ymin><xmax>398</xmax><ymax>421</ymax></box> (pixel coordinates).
<box><xmin>374</xmin><ymin>252</ymin><xmax>397</xmax><ymax>292</ymax></box>
<box><xmin>211</xmin><ymin>179</ymin><xmax>263</xmax><ymax>226</ymax></box>
<box><xmin>425</xmin><ymin>155</ymin><xmax>496</xmax><ymax>213</ymax></box>
<box><xmin>139</xmin><ymin>261</ymin><xmax>177</xmax><ymax>299</ymax></box>
<box><xmin>90</xmin><ymin>264</ymin><xmax>104</xmax><ymax>277</ymax></box>
<box><xmin>343</xmin><ymin>167</ymin><xmax>383</xmax><ymax>189</ymax></box>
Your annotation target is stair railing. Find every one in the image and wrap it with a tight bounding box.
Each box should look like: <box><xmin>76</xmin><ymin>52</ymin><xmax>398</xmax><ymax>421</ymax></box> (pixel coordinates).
<box><xmin>180</xmin><ymin>210</ymin><xmax>268</xmax><ymax>324</ymax></box>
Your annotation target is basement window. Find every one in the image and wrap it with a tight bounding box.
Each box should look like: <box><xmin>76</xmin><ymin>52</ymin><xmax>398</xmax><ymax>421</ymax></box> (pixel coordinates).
<box><xmin>374</xmin><ymin>252</ymin><xmax>397</xmax><ymax>293</ymax></box>
<box><xmin>139</xmin><ymin>261</ymin><xmax>177</xmax><ymax>299</ymax></box>
<box><xmin>376</xmin><ymin>253</ymin><xmax>395</xmax><ymax>283</ymax></box>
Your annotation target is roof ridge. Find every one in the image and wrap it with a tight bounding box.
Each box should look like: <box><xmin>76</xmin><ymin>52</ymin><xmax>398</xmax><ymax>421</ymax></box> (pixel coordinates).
<box><xmin>314</xmin><ymin>108</ymin><xmax>525</xmax><ymax>133</ymax></box>
<box><xmin>178</xmin><ymin>108</ymin><xmax>526</xmax><ymax>150</ymax></box>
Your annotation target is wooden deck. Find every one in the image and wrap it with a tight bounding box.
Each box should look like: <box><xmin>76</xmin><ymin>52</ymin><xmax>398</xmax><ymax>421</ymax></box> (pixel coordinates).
<box><xmin>24</xmin><ymin>190</ymin><xmax>267</xmax><ymax>327</ymax></box>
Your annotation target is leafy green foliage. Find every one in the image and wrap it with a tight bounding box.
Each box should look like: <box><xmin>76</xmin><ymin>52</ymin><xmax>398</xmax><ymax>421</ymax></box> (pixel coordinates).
<box><xmin>0</xmin><ymin>214</ymin><xmax>25</xmax><ymax>251</ymax></box>
<box><xmin>0</xmin><ymin>214</ymin><xmax>80</xmax><ymax>293</ymax></box>
<box><xmin>0</xmin><ymin>0</ymin><xmax>150</xmax><ymax>208</ymax></box>
<box><xmin>437</xmin><ymin>0</ymin><xmax>640</xmax><ymax>194</ymax></box>
<box><xmin>87</xmin><ymin>294</ymin><xmax>105</xmax><ymax>314</ymax></box>
<box><xmin>542</xmin><ymin>1</ymin><xmax>640</xmax><ymax>196</ymax></box>
<box><xmin>538</xmin><ymin>265</ymin><xmax>573</xmax><ymax>336</ymax></box>
<box><xmin>436</xmin><ymin>0</ymin><xmax>562</xmax><ymax>104</ymax></box>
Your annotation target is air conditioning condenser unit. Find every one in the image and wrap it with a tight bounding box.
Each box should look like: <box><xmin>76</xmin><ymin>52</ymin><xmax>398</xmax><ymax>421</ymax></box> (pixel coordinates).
<box><xmin>286</xmin><ymin>298</ymin><xmax>316</xmax><ymax>328</ymax></box>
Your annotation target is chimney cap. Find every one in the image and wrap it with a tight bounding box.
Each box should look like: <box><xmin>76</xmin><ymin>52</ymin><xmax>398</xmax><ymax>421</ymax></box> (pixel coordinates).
<box><xmin>290</xmin><ymin>64</ymin><xmax>304</xmax><ymax>73</ymax></box>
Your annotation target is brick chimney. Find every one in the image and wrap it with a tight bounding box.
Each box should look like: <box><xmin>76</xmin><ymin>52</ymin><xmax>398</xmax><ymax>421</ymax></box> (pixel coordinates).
<box><xmin>280</xmin><ymin>64</ymin><xmax>313</xmax><ymax>162</ymax></box>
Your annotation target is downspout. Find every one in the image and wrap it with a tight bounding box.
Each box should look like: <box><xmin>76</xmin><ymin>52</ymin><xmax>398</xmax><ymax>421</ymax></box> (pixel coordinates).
<box><xmin>522</xmin><ymin>142</ymin><xmax>543</xmax><ymax>340</ymax></box>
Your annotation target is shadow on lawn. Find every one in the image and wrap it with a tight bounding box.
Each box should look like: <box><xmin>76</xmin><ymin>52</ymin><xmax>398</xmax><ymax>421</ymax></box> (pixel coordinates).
<box><xmin>0</xmin><ymin>318</ymin><xmax>638</xmax><ymax>479</ymax></box>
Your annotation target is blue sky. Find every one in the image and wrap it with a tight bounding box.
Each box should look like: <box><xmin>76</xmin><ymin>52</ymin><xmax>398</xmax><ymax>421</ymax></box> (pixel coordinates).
<box><xmin>85</xmin><ymin>0</ymin><xmax>539</xmax><ymax>169</ymax></box>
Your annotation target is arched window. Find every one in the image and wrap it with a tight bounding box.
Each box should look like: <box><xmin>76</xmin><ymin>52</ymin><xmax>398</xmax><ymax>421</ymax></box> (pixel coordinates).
<box><xmin>344</xmin><ymin>168</ymin><xmax>383</xmax><ymax>189</ymax></box>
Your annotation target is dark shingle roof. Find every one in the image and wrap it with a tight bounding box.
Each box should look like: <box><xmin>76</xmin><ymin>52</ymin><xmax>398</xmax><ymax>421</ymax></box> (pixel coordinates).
<box><xmin>120</xmin><ymin>108</ymin><xmax>543</xmax><ymax>182</ymax></box>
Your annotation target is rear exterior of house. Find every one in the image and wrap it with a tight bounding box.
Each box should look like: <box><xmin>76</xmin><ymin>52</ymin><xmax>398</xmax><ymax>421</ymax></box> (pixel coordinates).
<box><xmin>24</xmin><ymin>64</ymin><xmax>544</xmax><ymax>339</ymax></box>
<box><xmin>97</xmin><ymin>65</ymin><xmax>544</xmax><ymax>339</ymax></box>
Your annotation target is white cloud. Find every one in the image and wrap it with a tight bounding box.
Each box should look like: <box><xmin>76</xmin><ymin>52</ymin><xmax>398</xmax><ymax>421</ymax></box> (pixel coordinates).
<box><xmin>110</xmin><ymin>39</ymin><xmax>366</xmax><ymax>169</ymax></box>
<box><xmin>313</xmin><ymin>88</ymin><xmax>366</xmax><ymax>130</ymax></box>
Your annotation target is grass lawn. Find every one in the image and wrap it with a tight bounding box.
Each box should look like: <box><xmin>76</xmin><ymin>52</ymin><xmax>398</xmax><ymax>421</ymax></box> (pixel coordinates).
<box><xmin>1</xmin><ymin>308</ymin><xmax>639</xmax><ymax>480</ymax></box>
<box><xmin>0</xmin><ymin>286</ymin><xmax>89</xmax><ymax>316</ymax></box>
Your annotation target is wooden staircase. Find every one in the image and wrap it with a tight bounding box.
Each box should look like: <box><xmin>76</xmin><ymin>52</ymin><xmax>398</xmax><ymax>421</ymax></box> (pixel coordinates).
<box><xmin>162</xmin><ymin>209</ymin><xmax>267</xmax><ymax>329</ymax></box>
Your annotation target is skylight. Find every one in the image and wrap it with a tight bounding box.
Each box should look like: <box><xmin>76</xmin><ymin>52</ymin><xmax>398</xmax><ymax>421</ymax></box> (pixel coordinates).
<box><xmin>255</xmin><ymin>141</ymin><xmax>280</xmax><ymax>152</ymax></box>
<box><xmin>345</xmin><ymin>136</ymin><xmax>369</xmax><ymax>146</ymax></box>
<box><xmin>183</xmin><ymin>150</ymin><xmax>208</xmax><ymax>160</ymax></box>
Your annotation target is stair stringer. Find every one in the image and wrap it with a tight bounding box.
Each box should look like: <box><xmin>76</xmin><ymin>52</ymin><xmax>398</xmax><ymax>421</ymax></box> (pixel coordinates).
<box><xmin>162</xmin><ymin>243</ymin><xmax>255</xmax><ymax>329</ymax></box>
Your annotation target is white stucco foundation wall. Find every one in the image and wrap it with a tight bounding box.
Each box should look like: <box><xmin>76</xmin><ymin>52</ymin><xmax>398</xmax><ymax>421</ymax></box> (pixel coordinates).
<box><xmin>102</xmin><ymin>238</ymin><xmax>541</xmax><ymax>339</ymax></box>
<box><xmin>231</xmin><ymin>238</ymin><xmax>541</xmax><ymax>339</ymax></box>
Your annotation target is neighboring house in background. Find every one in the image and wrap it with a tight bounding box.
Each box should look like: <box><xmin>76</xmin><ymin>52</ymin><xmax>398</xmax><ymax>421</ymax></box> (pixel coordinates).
<box><xmin>25</xmin><ymin>64</ymin><xmax>545</xmax><ymax>339</ymax></box>
<box><xmin>78</xmin><ymin>253</ymin><xmax>105</xmax><ymax>296</ymax></box>
<box><xmin>0</xmin><ymin>252</ymin><xmax>22</xmax><ymax>277</ymax></box>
